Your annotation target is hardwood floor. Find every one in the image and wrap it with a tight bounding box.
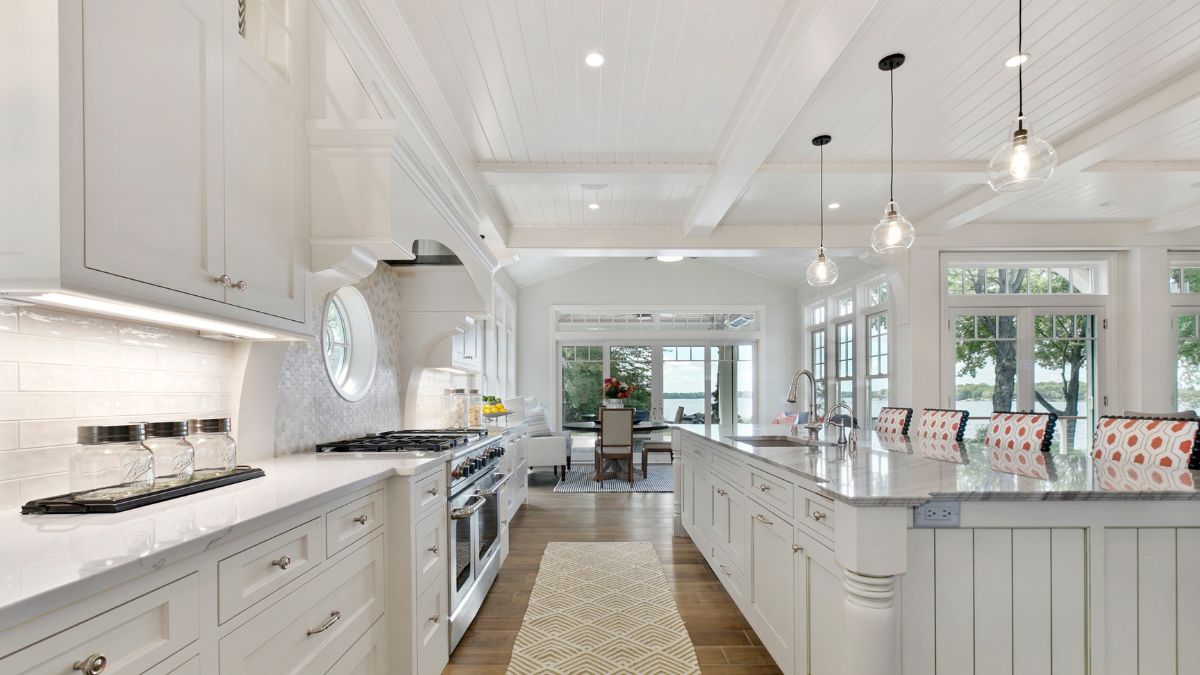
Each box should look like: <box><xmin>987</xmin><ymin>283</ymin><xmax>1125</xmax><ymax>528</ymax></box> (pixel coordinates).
<box><xmin>444</xmin><ymin>468</ymin><xmax>783</xmax><ymax>675</ymax></box>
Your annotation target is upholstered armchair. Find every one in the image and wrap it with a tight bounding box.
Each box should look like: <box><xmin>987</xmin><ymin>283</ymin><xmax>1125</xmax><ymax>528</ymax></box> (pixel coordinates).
<box><xmin>503</xmin><ymin>397</ymin><xmax>570</xmax><ymax>476</ymax></box>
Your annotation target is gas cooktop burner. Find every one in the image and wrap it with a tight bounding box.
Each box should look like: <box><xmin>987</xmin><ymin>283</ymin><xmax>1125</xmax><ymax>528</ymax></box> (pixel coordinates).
<box><xmin>315</xmin><ymin>428</ymin><xmax>487</xmax><ymax>454</ymax></box>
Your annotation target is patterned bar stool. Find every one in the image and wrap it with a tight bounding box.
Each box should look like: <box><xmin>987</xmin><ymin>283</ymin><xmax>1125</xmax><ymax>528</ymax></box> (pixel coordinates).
<box><xmin>875</xmin><ymin>407</ymin><xmax>913</xmax><ymax>436</ymax></box>
<box><xmin>914</xmin><ymin>408</ymin><xmax>971</xmax><ymax>442</ymax></box>
<box><xmin>1092</xmin><ymin>415</ymin><xmax>1200</xmax><ymax>473</ymax></box>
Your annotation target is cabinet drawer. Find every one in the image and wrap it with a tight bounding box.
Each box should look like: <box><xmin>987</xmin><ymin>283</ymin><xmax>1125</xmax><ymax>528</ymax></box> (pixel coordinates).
<box><xmin>799</xmin><ymin>488</ymin><xmax>836</xmax><ymax>540</ymax></box>
<box><xmin>1</xmin><ymin>574</ymin><xmax>199</xmax><ymax>675</ymax></box>
<box><xmin>709</xmin><ymin>449</ymin><xmax>746</xmax><ymax>484</ymax></box>
<box><xmin>711</xmin><ymin>552</ymin><xmax>745</xmax><ymax>605</ymax></box>
<box><xmin>415</xmin><ymin>575</ymin><xmax>449</xmax><ymax>675</ymax></box>
<box><xmin>167</xmin><ymin>655</ymin><xmax>200</xmax><ymax>674</ymax></box>
<box><xmin>218</xmin><ymin>517</ymin><xmax>324</xmax><ymax>623</ymax></box>
<box><xmin>219</xmin><ymin>535</ymin><xmax>386</xmax><ymax>675</ymax></box>
<box><xmin>327</xmin><ymin>489</ymin><xmax>385</xmax><ymax>557</ymax></box>
<box><xmin>749</xmin><ymin>467</ymin><xmax>793</xmax><ymax>518</ymax></box>
<box><xmin>326</xmin><ymin>616</ymin><xmax>387</xmax><ymax>675</ymax></box>
<box><xmin>415</xmin><ymin>506</ymin><xmax>446</xmax><ymax>592</ymax></box>
<box><xmin>413</xmin><ymin>471</ymin><xmax>445</xmax><ymax>513</ymax></box>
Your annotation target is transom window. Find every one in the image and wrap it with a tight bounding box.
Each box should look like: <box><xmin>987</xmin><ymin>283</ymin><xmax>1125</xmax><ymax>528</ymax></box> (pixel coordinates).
<box><xmin>1170</xmin><ymin>267</ymin><xmax>1200</xmax><ymax>294</ymax></box>
<box><xmin>946</xmin><ymin>265</ymin><xmax>1098</xmax><ymax>295</ymax></box>
<box><xmin>555</xmin><ymin>310</ymin><xmax>758</xmax><ymax>333</ymax></box>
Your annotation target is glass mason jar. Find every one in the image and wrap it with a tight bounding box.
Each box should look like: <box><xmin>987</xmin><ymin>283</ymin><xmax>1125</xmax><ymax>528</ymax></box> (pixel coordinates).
<box><xmin>466</xmin><ymin>389</ymin><xmax>482</xmax><ymax>428</ymax></box>
<box><xmin>143</xmin><ymin>421</ymin><xmax>195</xmax><ymax>488</ymax></box>
<box><xmin>70</xmin><ymin>424</ymin><xmax>155</xmax><ymax>498</ymax></box>
<box><xmin>188</xmin><ymin>418</ymin><xmax>237</xmax><ymax>478</ymax></box>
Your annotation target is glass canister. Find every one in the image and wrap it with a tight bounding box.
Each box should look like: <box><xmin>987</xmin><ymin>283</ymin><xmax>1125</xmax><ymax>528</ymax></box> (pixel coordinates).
<box><xmin>466</xmin><ymin>389</ymin><xmax>483</xmax><ymax>428</ymax></box>
<box><xmin>70</xmin><ymin>424</ymin><xmax>155</xmax><ymax>498</ymax></box>
<box><xmin>188</xmin><ymin>418</ymin><xmax>237</xmax><ymax>478</ymax></box>
<box><xmin>143</xmin><ymin>421</ymin><xmax>195</xmax><ymax>487</ymax></box>
<box><xmin>445</xmin><ymin>388</ymin><xmax>468</xmax><ymax>428</ymax></box>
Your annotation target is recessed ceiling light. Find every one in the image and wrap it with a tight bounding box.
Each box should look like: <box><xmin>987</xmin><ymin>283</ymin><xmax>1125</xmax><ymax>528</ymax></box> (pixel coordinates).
<box><xmin>587</xmin><ymin>202</ymin><xmax>600</xmax><ymax>210</ymax></box>
<box><xmin>827</xmin><ymin>203</ymin><xmax>840</xmax><ymax>209</ymax></box>
<box><xmin>585</xmin><ymin>52</ymin><xmax>605</xmax><ymax>67</ymax></box>
<box><xmin>1005</xmin><ymin>53</ymin><xmax>1029</xmax><ymax>68</ymax></box>
<box><xmin>656</xmin><ymin>256</ymin><xmax>684</xmax><ymax>263</ymax></box>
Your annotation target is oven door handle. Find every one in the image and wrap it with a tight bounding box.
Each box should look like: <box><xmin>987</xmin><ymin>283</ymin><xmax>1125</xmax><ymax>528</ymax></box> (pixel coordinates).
<box><xmin>476</xmin><ymin>472</ymin><xmax>511</xmax><ymax>497</ymax></box>
<box><xmin>450</xmin><ymin>494</ymin><xmax>486</xmax><ymax>520</ymax></box>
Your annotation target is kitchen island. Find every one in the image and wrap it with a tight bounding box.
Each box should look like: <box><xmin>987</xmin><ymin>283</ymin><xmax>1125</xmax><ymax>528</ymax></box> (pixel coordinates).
<box><xmin>673</xmin><ymin>424</ymin><xmax>1200</xmax><ymax>675</ymax></box>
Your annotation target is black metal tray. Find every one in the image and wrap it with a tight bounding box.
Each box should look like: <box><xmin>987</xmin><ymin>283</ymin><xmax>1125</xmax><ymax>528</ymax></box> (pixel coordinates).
<box><xmin>20</xmin><ymin>466</ymin><xmax>265</xmax><ymax>515</ymax></box>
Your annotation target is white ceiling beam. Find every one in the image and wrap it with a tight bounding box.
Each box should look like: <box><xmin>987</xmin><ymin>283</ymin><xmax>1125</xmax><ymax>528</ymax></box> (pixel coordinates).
<box><xmin>922</xmin><ymin>66</ymin><xmax>1200</xmax><ymax>235</ymax></box>
<box><xmin>682</xmin><ymin>0</ymin><xmax>884</xmax><ymax>237</ymax></box>
<box><xmin>1149</xmin><ymin>203</ymin><xmax>1200</xmax><ymax>233</ymax></box>
<box><xmin>477</xmin><ymin>163</ymin><xmax>713</xmax><ymax>186</ymax></box>
<box><xmin>508</xmin><ymin>225</ymin><xmax>874</xmax><ymax>256</ymax></box>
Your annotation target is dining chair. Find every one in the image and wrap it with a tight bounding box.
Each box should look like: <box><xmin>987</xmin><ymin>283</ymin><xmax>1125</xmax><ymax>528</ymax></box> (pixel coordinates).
<box><xmin>597</xmin><ymin>408</ymin><xmax>636</xmax><ymax>483</ymax></box>
<box><xmin>874</xmin><ymin>407</ymin><xmax>913</xmax><ymax>436</ymax></box>
<box><xmin>639</xmin><ymin>407</ymin><xmax>681</xmax><ymax>476</ymax></box>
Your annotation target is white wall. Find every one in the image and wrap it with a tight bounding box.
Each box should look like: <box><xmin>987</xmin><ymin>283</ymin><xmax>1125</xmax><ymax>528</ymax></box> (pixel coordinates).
<box><xmin>0</xmin><ymin>305</ymin><xmax>240</xmax><ymax>508</ymax></box>
<box><xmin>517</xmin><ymin>259</ymin><xmax>800</xmax><ymax>422</ymax></box>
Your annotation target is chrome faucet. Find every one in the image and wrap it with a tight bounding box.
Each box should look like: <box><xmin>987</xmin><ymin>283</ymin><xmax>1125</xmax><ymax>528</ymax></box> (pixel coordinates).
<box><xmin>822</xmin><ymin>402</ymin><xmax>857</xmax><ymax>446</ymax></box>
<box><xmin>786</xmin><ymin>369</ymin><xmax>818</xmax><ymax>423</ymax></box>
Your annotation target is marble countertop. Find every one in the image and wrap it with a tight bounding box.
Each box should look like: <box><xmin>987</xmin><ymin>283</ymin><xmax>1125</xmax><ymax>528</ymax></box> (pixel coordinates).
<box><xmin>0</xmin><ymin>450</ymin><xmax>450</xmax><ymax>624</ymax></box>
<box><xmin>677</xmin><ymin>424</ymin><xmax>1200</xmax><ymax>507</ymax></box>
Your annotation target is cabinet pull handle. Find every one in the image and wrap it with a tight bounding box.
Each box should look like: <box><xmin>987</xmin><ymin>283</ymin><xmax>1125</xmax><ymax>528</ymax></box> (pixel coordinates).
<box><xmin>718</xmin><ymin>564</ymin><xmax>732</xmax><ymax>576</ymax></box>
<box><xmin>306</xmin><ymin>610</ymin><xmax>342</xmax><ymax>636</ymax></box>
<box><xmin>755</xmin><ymin>513</ymin><xmax>774</xmax><ymax>525</ymax></box>
<box><xmin>428</xmin><ymin>544</ymin><xmax>440</xmax><ymax>554</ymax></box>
<box><xmin>792</xmin><ymin>544</ymin><xmax>804</xmax><ymax>553</ymax></box>
<box><xmin>429</xmin><ymin>614</ymin><xmax>440</xmax><ymax>624</ymax></box>
<box><xmin>73</xmin><ymin>653</ymin><xmax>107</xmax><ymax>674</ymax></box>
<box><xmin>353</xmin><ymin>514</ymin><xmax>369</xmax><ymax>525</ymax></box>
<box><xmin>427</xmin><ymin>486</ymin><xmax>439</xmax><ymax>496</ymax></box>
<box><xmin>811</xmin><ymin>510</ymin><xmax>828</xmax><ymax>522</ymax></box>
<box><xmin>214</xmin><ymin>274</ymin><xmax>232</xmax><ymax>287</ymax></box>
<box><xmin>758</xmin><ymin>483</ymin><xmax>771</xmax><ymax>492</ymax></box>
<box><xmin>234</xmin><ymin>280</ymin><xmax>248</xmax><ymax>292</ymax></box>
<box><xmin>271</xmin><ymin>554</ymin><xmax>292</xmax><ymax>570</ymax></box>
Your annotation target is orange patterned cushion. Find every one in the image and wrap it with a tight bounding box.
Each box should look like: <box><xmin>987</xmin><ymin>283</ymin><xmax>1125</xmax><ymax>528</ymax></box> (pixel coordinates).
<box><xmin>988</xmin><ymin>442</ymin><xmax>1052</xmax><ymax>480</ymax></box>
<box><xmin>984</xmin><ymin>412</ymin><xmax>1057</xmax><ymax>453</ymax></box>
<box><xmin>1092</xmin><ymin>416</ymin><xmax>1199</xmax><ymax>471</ymax></box>
<box><xmin>875</xmin><ymin>407</ymin><xmax>913</xmax><ymax>436</ymax></box>
<box><xmin>915</xmin><ymin>409</ymin><xmax>970</xmax><ymax>442</ymax></box>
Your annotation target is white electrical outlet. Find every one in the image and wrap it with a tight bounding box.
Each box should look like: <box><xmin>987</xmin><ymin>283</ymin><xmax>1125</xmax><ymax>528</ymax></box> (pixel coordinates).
<box><xmin>914</xmin><ymin>500</ymin><xmax>960</xmax><ymax>528</ymax></box>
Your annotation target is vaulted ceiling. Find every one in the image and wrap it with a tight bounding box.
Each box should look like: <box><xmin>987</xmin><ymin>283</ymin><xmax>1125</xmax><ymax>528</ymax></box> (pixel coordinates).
<box><xmin>381</xmin><ymin>0</ymin><xmax>1200</xmax><ymax>257</ymax></box>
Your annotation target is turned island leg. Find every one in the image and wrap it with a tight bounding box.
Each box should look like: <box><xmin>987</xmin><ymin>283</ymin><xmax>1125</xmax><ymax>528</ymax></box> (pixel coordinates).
<box><xmin>843</xmin><ymin>570</ymin><xmax>898</xmax><ymax>675</ymax></box>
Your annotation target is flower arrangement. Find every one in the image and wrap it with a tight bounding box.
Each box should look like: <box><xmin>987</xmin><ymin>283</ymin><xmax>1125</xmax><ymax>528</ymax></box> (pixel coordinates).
<box><xmin>603</xmin><ymin>377</ymin><xmax>635</xmax><ymax>399</ymax></box>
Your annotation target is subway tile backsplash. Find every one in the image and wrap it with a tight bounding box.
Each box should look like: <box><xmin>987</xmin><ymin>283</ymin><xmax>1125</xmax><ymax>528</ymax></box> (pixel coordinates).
<box><xmin>0</xmin><ymin>305</ymin><xmax>238</xmax><ymax>508</ymax></box>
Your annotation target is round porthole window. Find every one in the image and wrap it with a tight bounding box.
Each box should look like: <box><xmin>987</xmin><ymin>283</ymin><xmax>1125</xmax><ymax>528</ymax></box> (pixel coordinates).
<box><xmin>322</xmin><ymin>286</ymin><xmax>376</xmax><ymax>401</ymax></box>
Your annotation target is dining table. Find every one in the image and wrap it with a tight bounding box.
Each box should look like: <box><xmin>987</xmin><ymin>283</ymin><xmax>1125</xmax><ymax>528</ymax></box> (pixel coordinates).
<box><xmin>562</xmin><ymin>420</ymin><xmax>671</xmax><ymax>481</ymax></box>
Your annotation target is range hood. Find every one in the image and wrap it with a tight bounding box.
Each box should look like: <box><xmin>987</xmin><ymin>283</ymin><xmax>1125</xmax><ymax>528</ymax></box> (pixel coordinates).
<box><xmin>388</xmin><ymin>240</ymin><xmax>463</xmax><ymax>267</ymax></box>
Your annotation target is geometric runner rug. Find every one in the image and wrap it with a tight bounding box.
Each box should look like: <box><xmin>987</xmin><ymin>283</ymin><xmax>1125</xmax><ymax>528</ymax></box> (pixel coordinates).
<box><xmin>552</xmin><ymin>464</ymin><xmax>675</xmax><ymax>494</ymax></box>
<box><xmin>507</xmin><ymin>542</ymin><xmax>701</xmax><ymax>674</ymax></box>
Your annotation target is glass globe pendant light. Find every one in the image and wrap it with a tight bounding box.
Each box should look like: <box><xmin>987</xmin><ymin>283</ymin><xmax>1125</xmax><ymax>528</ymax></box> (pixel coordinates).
<box><xmin>806</xmin><ymin>135</ymin><xmax>838</xmax><ymax>286</ymax></box>
<box><xmin>870</xmin><ymin>53</ymin><xmax>915</xmax><ymax>254</ymax></box>
<box><xmin>987</xmin><ymin>0</ymin><xmax>1056</xmax><ymax>192</ymax></box>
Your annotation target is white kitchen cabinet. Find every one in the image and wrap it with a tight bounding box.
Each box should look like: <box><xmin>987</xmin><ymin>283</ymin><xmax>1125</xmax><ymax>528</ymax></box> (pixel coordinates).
<box><xmin>2</xmin><ymin>0</ymin><xmax>307</xmax><ymax>336</ymax></box>
<box><xmin>451</xmin><ymin>320</ymin><xmax>482</xmax><ymax>371</ymax></box>
<box><xmin>80</xmin><ymin>0</ymin><xmax>227</xmax><ymax>303</ymax></box>
<box><xmin>796</xmin><ymin>529</ymin><xmax>846</xmax><ymax>675</ymax></box>
<box><xmin>711</xmin><ymin>475</ymin><xmax>748</xmax><ymax>574</ymax></box>
<box><xmin>747</xmin><ymin>505</ymin><xmax>795</xmax><ymax>670</ymax></box>
<box><xmin>327</xmin><ymin>617</ymin><xmax>389</xmax><ymax>675</ymax></box>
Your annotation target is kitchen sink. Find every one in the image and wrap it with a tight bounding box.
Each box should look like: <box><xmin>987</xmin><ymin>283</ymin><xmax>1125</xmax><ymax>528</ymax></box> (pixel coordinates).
<box><xmin>727</xmin><ymin>435</ymin><xmax>839</xmax><ymax>448</ymax></box>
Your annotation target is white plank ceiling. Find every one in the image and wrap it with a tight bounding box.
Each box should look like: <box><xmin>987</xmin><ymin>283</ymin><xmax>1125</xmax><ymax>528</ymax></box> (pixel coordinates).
<box><xmin>387</xmin><ymin>0</ymin><xmax>1200</xmax><ymax>251</ymax></box>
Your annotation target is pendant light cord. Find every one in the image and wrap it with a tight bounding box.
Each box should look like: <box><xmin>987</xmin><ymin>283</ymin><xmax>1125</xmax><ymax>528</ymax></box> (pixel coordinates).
<box><xmin>1017</xmin><ymin>0</ymin><xmax>1024</xmax><ymax>123</ymax></box>
<box><xmin>819</xmin><ymin>143</ymin><xmax>824</xmax><ymax>249</ymax></box>
<box><xmin>889</xmin><ymin>68</ymin><xmax>895</xmax><ymax>204</ymax></box>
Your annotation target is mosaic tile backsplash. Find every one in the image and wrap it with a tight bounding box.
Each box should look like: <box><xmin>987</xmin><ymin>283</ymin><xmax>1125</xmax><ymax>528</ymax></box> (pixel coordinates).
<box><xmin>272</xmin><ymin>265</ymin><xmax>405</xmax><ymax>454</ymax></box>
<box><xmin>0</xmin><ymin>304</ymin><xmax>237</xmax><ymax>508</ymax></box>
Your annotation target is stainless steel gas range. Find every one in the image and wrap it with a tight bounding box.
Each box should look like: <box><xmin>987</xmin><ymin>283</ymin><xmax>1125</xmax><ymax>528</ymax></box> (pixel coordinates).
<box><xmin>315</xmin><ymin>428</ymin><xmax>507</xmax><ymax>651</ymax></box>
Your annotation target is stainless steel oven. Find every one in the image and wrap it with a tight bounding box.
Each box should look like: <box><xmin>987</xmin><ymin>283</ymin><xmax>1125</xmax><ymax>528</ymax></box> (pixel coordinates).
<box><xmin>448</xmin><ymin>441</ymin><xmax>509</xmax><ymax>650</ymax></box>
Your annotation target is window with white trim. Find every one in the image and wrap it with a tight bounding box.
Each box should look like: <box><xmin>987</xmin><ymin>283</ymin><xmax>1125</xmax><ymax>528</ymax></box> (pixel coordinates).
<box><xmin>835</xmin><ymin>320</ymin><xmax>854</xmax><ymax>413</ymax></box>
<box><xmin>1173</xmin><ymin>253</ymin><xmax>1200</xmax><ymax>411</ymax></box>
<box><xmin>866</xmin><ymin>312</ymin><xmax>888</xmax><ymax>428</ymax></box>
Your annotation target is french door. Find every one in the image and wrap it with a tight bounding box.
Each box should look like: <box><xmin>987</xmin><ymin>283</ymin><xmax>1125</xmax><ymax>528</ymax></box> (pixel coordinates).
<box><xmin>559</xmin><ymin>342</ymin><xmax>757</xmax><ymax>426</ymax></box>
<box><xmin>947</xmin><ymin>307</ymin><xmax>1103</xmax><ymax>449</ymax></box>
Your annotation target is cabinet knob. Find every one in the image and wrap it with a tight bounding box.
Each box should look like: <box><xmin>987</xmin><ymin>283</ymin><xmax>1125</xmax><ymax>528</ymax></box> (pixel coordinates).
<box><xmin>214</xmin><ymin>274</ymin><xmax>232</xmax><ymax>287</ymax></box>
<box><xmin>234</xmin><ymin>280</ymin><xmax>248</xmax><ymax>292</ymax></box>
<box><xmin>811</xmin><ymin>510</ymin><xmax>828</xmax><ymax>522</ymax></box>
<box><xmin>758</xmin><ymin>483</ymin><xmax>771</xmax><ymax>492</ymax></box>
<box><xmin>306</xmin><ymin>610</ymin><xmax>342</xmax><ymax>636</ymax></box>
<box><xmin>429</xmin><ymin>614</ymin><xmax>441</xmax><ymax>624</ymax></box>
<box><xmin>792</xmin><ymin>544</ymin><xmax>804</xmax><ymax>554</ymax></box>
<box><xmin>428</xmin><ymin>544</ymin><xmax>439</xmax><ymax>554</ymax></box>
<box><xmin>353</xmin><ymin>514</ymin><xmax>369</xmax><ymax>525</ymax></box>
<box><xmin>271</xmin><ymin>554</ymin><xmax>292</xmax><ymax>570</ymax></box>
<box><xmin>716</xmin><ymin>488</ymin><xmax>727</xmax><ymax>497</ymax></box>
<box><xmin>73</xmin><ymin>653</ymin><xmax>107</xmax><ymax>674</ymax></box>
<box><xmin>426</xmin><ymin>486</ymin><xmax>439</xmax><ymax>496</ymax></box>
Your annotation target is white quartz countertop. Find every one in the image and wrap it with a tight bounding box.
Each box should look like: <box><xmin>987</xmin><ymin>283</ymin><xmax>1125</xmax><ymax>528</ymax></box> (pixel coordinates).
<box><xmin>677</xmin><ymin>424</ymin><xmax>1200</xmax><ymax>507</ymax></box>
<box><xmin>0</xmin><ymin>451</ymin><xmax>448</xmax><ymax>622</ymax></box>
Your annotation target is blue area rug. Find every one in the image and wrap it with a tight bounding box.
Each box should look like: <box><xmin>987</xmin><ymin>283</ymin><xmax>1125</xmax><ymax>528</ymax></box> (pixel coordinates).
<box><xmin>552</xmin><ymin>464</ymin><xmax>674</xmax><ymax>493</ymax></box>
